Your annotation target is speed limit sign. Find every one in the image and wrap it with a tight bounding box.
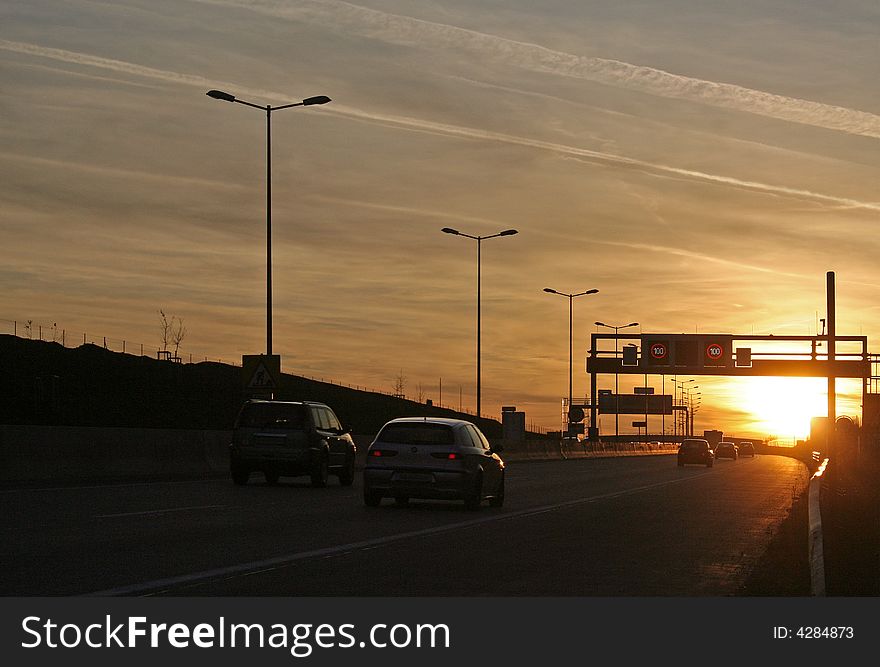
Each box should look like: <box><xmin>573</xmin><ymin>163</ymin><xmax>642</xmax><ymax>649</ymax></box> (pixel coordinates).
<box><xmin>650</xmin><ymin>342</ymin><xmax>668</xmax><ymax>359</ymax></box>
<box><xmin>706</xmin><ymin>343</ymin><xmax>723</xmax><ymax>360</ymax></box>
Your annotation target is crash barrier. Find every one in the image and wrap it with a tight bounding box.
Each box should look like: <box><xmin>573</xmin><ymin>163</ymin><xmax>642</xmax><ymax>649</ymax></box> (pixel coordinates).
<box><xmin>0</xmin><ymin>425</ymin><xmax>231</xmax><ymax>484</ymax></box>
<box><xmin>0</xmin><ymin>427</ymin><xmax>678</xmax><ymax>485</ymax></box>
<box><xmin>501</xmin><ymin>439</ymin><xmax>679</xmax><ymax>462</ymax></box>
<box><xmin>808</xmin><ymin>457</ymin><xmax>829</xmax><ymax>596</ymax></box>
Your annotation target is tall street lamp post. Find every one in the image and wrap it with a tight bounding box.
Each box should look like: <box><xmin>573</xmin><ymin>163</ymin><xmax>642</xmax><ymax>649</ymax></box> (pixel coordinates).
<box><xmin>206</xmin><ymin>89</ymin><xmax>331</xmax><ymax>356</ymax></box>
<box><xmin>595</xmin><ymin>321</ymin><xmax>639</xmax><ymax>439</ymax></box>
<box><xmin>544</xmin><ymin>288</ymin><xmax>599</xmax><ymax>431</ymax></box>
<box><xmin>442</xmin><ymin>227</ymin><xmax>518</xmax><ymax>418</ymax></box>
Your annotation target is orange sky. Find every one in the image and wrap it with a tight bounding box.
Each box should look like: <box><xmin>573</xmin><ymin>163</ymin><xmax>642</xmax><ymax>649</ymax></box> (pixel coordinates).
<box><xmin>2</xmin><ymin>1</ymin><xmax>878</xmax><ymax>435</ymax></box>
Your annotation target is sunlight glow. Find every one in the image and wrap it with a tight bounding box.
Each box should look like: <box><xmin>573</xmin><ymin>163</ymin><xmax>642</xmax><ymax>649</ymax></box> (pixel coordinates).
<box><xmin>739</xmin><ymin>377</ymin><xmax>828</xmax><ymax>440</ymax></box>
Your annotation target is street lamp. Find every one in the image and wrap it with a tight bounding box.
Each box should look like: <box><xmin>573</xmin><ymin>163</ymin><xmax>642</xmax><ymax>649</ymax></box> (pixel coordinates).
<box><xmin>595</xmin><ymin>321</ymin><xmax>639</xmax><ymax>439</ymax></box>
<box><xmin>206</xmin><ymin>89</ymin><xmax>331</xmax><ymax>356</ymax></box>
<box><xmin>544</xmin><ymin>288</ymin><xmax>599</xmax><ymax>431</ymax></box>
<box><xmin>442</xmin><ymin>227</ymin><xmax>518</xmax><ymax>418</ymax></box>
<box><xmin>674</xmin><ymin>378</ymin><xmax>695</xmax><ymax>438</ymax></box>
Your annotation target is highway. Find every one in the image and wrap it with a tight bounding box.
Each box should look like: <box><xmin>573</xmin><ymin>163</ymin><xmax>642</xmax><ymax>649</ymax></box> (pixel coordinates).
<box><xmin>2</xmin><ymin>454</ymin><xmax>809</xmax><ymax>596</ymax></box>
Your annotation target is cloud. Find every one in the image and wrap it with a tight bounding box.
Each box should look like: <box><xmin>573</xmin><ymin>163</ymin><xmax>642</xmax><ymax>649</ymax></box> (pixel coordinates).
<box><xmin>4</xmin><ymin>37</ymin><xmax>879</xmax><ymax>213</ymax></box>
<box><xmin>187</xmin><ymin>0</ymin><xmax>880</xmax><ymax>139</ymax></box>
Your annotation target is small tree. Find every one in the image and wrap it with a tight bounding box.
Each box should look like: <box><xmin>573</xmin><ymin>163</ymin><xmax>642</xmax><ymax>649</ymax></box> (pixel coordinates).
<box><xmin>159</xmin><ymin>310</ymin><xmax>187</xmax><ymax>361</ymax></box>
<box><xmin>171</xmin><ymin>316</ymin><xmax>187</xmax><ymax>360</ymax></box>
<box><xmin>393</xmin><ymin>370</ymin><xmax>406</xmax><ymax>399</ymax></box>
<box><xmin>159</xmin><ymin>310</ymin><xmax>171</xmax><ymax>352</ymax></box>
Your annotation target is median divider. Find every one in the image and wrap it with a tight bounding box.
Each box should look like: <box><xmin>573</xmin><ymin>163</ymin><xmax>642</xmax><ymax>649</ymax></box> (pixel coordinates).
<box><xmin>500</xmin><ymin>439</ymin><xmax>679</xmax><ymax>462</ymax></box>
<box><xmin>808</xmin><ymin>457</ymin><xmax>829</xmax><ymax>596</ymax></box>
<box><xmin>0</xmin><ymin>427</ymin><xmax>679</xmax><ymax>486</ymax></box>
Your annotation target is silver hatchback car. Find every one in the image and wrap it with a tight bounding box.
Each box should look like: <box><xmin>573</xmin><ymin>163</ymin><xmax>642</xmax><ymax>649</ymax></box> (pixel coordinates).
<box><xmin>363</xmin><ymin>417</ymin><xmax>505</xmax><ymax>510</ymax></box>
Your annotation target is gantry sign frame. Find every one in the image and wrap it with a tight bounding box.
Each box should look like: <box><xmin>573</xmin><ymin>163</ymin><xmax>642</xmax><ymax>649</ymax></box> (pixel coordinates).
<box><xmin>586</xmin><ymin>332</ymin><xmax>870</xmax><ymax>441</ymax></box>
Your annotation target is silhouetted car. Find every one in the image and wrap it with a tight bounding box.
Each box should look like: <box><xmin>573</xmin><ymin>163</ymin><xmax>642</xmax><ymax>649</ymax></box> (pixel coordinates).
<box><xmin>230</xmin><ymin>400</ymin><xmax>356</xmax><ymax>487</ymax></box>
<box><xmin>738</xmin><ymin>442</ymin><xmax>756</xmax><ymax>457</ymax></box>
<box><xmin>715</xmin><ymin>441</ymin><xmax>739</xmax><ymax>460</ymax></box>
<box><xmin>363</xmin><ymin>417</ymin><xmax>505</xmax><ymax>510</ymax></box>
<box><xmin>677</xmin><ymin>438</ymin><xmax>714</xmax><ymax>467</ymax></box>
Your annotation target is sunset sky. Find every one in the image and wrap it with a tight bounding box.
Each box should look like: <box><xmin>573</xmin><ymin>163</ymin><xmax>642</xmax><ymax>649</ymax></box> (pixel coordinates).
<box><xmin>2</xmin><ymin>0</ymin><xmax>878</xmax><ymax>437</ymax></box>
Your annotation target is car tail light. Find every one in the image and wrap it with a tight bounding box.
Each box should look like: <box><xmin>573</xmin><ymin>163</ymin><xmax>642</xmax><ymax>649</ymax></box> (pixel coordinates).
<box><xmin>431</xmin><ymin>452</ymin><xmax>461</xmax><ymax>460</ymax></box>
<box><xmin>370</xmin><ymin>449</ymin><xmax>398</xmax><ymax>457</ymax></box>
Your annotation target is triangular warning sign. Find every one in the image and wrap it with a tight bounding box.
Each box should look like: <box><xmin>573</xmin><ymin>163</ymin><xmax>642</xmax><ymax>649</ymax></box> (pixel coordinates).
<box><xmin>247</xmin><ymin>361</ymin><xmax>278</xmax><ymax>389</ymax></box>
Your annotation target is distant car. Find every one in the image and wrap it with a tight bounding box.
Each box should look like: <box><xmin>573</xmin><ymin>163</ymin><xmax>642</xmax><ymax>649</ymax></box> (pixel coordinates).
<box><xmin>677</xmin><ymin>438</ymin><xmax>714</xmax><ymax>467</ymax></box>
<box><xmin>230</xmin><ymin>400</ymin><xmax>356</xmax><ymax>487</ymax></box>
<box><xmin>715</xmin><ymin>441</ymin><xmax>739</xmax><ymax>460</ymax></box>
<box><xmin>363</xmin><ymin>417</ymin><xmax>505</xmax><ymax>510</ymax></box>
<box><xmin>738</xmin><ymin>442</ymin><xmax>756</xmax><ymax>457</ymax></box>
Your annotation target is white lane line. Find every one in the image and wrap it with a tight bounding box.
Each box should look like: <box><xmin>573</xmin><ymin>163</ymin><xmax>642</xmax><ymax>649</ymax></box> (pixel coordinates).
<box><xmin>87</xmin><ymin>470</ymin><xmax>716</xmax><ymax>596</ymax></box>
<box><xmin>94</xmin><ymin>504</ymin><xmax>226</xmax><ymax>519</ymax></box>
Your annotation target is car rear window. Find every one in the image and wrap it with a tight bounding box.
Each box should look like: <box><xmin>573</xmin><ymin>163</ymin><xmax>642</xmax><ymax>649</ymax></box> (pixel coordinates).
<box><xmin>681</xmin><ymin>440</ymin><xmax>707</xmax><ymax>450</ymax></box>
<box><xmin>237</xmin><ymin>404</ymin><xmax>309</xmax><ymax>429</ymax></box>
<box><xmin>376</xmin><ymin>423</ymin><xmax>455</xmax><ymax>445</ymax></box>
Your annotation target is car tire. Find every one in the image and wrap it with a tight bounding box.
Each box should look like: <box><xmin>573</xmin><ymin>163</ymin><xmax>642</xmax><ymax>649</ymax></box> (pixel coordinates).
<box><xmin>489</xmin><ymin>476</ymin><xmax>504</xmax><ymax>508</ymax></box>
<box><xmin>337</xmin><ymin>456</ymin><xmax>355</xmax><ymax>487</ymax></box>
<box><xmin>311</xmin><ymin>453</ymin><xmax>329</xmax><ymax>488</ymax></box>
<box><xmin>264</xmin><ymin>470</ymin><xmax>279</xmax><ymax>485</ymax></box>
<box><xmin>232</xmin><ymin>465</ymin><xmax>249</xmax><ymax>486</ymax></box>
<box><xmin>394</xmin><ymin>496</ymin><xmax>409</xmax><ymax>507</ymax></box>
<box><xmin>464</xmin><ymin>475</ymin><xmax>483</xmax><ymax>511</ymax></box>
<box><xmin>364</xmin><ymin>489</ymin><xmax>381</xmax><ymax>507</ymax></box>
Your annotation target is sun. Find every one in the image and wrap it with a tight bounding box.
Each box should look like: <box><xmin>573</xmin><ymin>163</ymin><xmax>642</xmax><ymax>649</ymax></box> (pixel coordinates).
<box><xmin>739</xmin><ymin>377</ymin><xmax>828</xmax><ymax>440</ymax></box>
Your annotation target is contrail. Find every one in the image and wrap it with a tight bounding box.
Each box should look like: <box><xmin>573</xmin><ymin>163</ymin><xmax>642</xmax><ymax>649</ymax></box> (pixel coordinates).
<box><xmin>2</xmin><ymin>38</ymin><xmax>879</xmax><ymax>213</ymax></box>
<box><xmin>188</xmin><ymin>0</ymin><xmax>880</xmax><ymax>139</ymax></box>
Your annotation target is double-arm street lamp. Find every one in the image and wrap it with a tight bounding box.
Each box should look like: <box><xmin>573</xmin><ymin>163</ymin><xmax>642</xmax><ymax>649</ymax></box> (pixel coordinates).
<box><xmin>442</xmin><ymin>227</ymin><xmax>518</xmax><ymax>418</ymax></box>
<box><xmin>544</xmin><ymin>288</ymin><xmax>599</xmax><ymax>429</ymax></box>
<box><xmin>595</xmin><ymin>321</ymin><xmax>639</xmax><ymax>439</ymax></box>
<box><xmin>206</xmin><ymin>89</ymin><xmax>331</xmax><ymax>356</ymax></box>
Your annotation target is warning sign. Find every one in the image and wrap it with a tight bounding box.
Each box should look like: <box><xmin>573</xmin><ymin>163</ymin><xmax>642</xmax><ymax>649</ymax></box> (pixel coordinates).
<box><xmin>242</xmin><ymin>354</ymin><xmax>281</xmax><ymax>392</ymax></box>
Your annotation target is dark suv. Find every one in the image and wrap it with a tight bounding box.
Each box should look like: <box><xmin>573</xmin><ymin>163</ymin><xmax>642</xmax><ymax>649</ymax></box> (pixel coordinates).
<box><xmin>230</xmin><ymin>400</ymin><xmax>356</xmax><ymax>487</ymax></box>
<box><xmin>677</xmin><ymin>438</ymin><xmax>714</xmax><ymax>467</ymax></box>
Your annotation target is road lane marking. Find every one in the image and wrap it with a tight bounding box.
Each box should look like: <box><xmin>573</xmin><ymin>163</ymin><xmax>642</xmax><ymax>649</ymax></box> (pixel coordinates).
<box><xmin>94</xmin><ymin>504</ymin><xmax>226</xmax><ymax>519</ymax></box>
<box><xmin>87</xmin><ymin>469</ymin><xmax>720</xmax><ymax>596</ymax></box>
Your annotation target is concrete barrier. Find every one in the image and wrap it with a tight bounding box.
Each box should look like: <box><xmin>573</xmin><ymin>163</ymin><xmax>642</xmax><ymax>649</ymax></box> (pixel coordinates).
<box><xmin>808</xmin><ymin>458</ymin><xmax>829</xmax><ymax>596</ymax></box>
<box><xmin>0</xmin><ymin>428</ymin><xmax>678</xmax><ymax>486</ymax></box>
<box><xmin>0</xmin><ymin>425</ymin><xmax>231</xmax><ymax>484</ymax></box>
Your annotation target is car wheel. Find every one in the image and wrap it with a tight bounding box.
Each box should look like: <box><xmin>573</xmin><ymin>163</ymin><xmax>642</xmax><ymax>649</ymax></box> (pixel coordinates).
<box><xmin>489</xmin><ymin>475</ymin><xmax>504</xmax><ymax>508</ymax></box>
<box><xmin>337</xmin><ymin>456</ymin><xmax>355</xmax><ymax>487</ymax></box>
<box><xmin>311</xmin><ymin>453</ymin><xmax>329</xmax><ymax>488</ymax></box>
<box><xmin>364</xmin><ymin>489</ymin><xmax>381</xmax><ymax>507</ymax></box>
<box><xmin>264</xmin><ymin>470</ymin><xmax>279</xmax><ymax>485</ymax></box>
<box><xmin>464</xmin><ymin>475</ymin><xmax>483</xmax><ymax>511</ymax></box>
<box><xmin>231</xmin><ymin>464</ymin><xmax>249</xmax><ymax>486</ymax></box>
<box><xmin>394</xmin><ymin>496</ymin><xmax>410</xmax><ymax>507</ymax></box>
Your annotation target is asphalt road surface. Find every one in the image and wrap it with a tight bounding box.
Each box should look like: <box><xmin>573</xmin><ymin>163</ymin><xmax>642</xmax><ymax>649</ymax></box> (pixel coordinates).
<box><xmin>2</xmin><ymin>454</ymin><xmax>809</xmax><ymax>596</ymax></box>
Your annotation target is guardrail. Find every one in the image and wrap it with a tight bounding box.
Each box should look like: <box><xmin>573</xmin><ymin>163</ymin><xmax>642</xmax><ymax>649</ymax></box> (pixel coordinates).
<box><xmin>808</xmin><ymin>457</ymin><xmax>829</xmax><ymax>596</ymax></box>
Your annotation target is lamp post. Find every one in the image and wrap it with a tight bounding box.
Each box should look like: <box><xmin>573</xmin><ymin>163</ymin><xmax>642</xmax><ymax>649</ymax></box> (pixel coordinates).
<box><xmin>674</xmin><ymin>378</ymin><xmax>695</xmax><ymax>438</ymax></box>
<box><xmin>544</xmin><ymin>288</ymin><xmax>599</xmax><ymax>431</ymax></box>
<box><xmin>595</xmin><ymin>321</ymin><xmax>639</xmax><ymax>439</ymax></box>
<box><xmin>683</xmin><ymin>386</ymin><xmax>700</xmax><ymax>436</ymax></box>
<box><xmin>442</xmin><ymin>227</ymin><xmax>518</xmax><ymax>418</ymax></box>
<box><xmin>206</xmin><ymin>89</ymin><xmax>331</xmax><ymax>356</ymax></box>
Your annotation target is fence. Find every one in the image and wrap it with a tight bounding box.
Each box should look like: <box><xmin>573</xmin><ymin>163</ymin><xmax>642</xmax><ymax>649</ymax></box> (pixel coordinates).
<box><xmin>0</xmin><ymin>317</ymin><xmax>551</xmax><ymax>434</ymax></box>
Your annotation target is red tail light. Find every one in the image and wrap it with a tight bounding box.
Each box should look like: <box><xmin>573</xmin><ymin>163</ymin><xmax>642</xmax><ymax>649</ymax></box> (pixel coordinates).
<box><xmin>370</xmin><ymin>449</ymin><xmax>397</xmax><ymax>457</ymax></box>
<box><xmin>431</xmin><ymin>452</ymin><xmax>460</xmax><ymax>460</ymax></box>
